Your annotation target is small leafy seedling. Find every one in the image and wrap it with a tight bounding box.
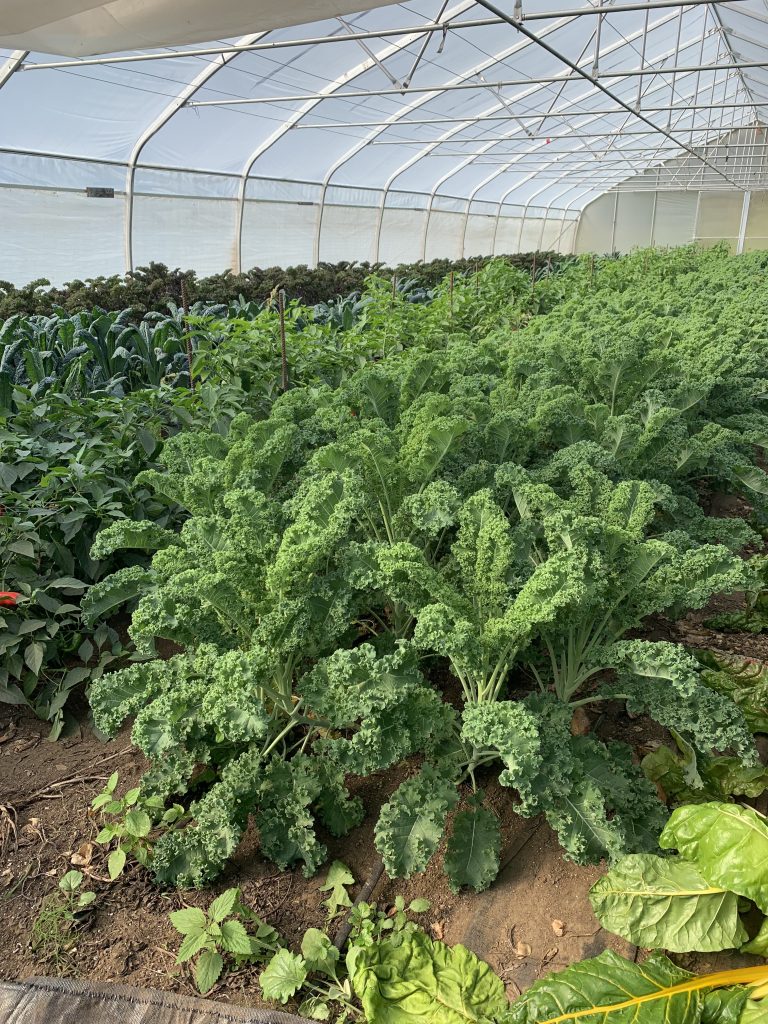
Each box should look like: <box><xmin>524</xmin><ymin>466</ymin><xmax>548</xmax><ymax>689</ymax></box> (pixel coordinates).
<box><xmin>261</xmin><ymin>928</ymin><xmax>356</xmax><ymax>1021</ymax></box>
<box><xmin>259</xmin><ymin>888</ymin><xmax>431</xmax><ymax>1020</ymax></box>
<box><xmin>30</xmin><ymin>870</ymin><xmax>97</xmax><ymax>971</ymax></box>
<box><xmin>348</xmin><ymin>895</ymin><xmax>431</xmax><ymax>949</ymax></box>
<box><xmin>320</xmin><ymin>860</ymin><xmax>355</xmax><ymax>921</ymax></box>
<box><xmin>170</xmin><ymin>887</ymin><xmax>281</xmax><ymax>994</ymax></box>
<box><xmin>92</xmin><ymin>771</ymin><xmax>185</xmax><ymax>879</ymax></box>
<box><xmin>58</xmin><ymin>870</ymin><xmax>97</xmax><ymax>912</ymax></box>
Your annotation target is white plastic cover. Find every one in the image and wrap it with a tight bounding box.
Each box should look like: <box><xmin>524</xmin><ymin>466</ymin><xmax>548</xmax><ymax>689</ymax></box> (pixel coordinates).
<box><xmin>0</xmin><ymin>0</ymin><xmax>765</xmax><ymax>283</ymax></box>
<box><xmin>0</xmin><ymin>0</ymin><xmax>403</xmax><ymax>57</ymax></box>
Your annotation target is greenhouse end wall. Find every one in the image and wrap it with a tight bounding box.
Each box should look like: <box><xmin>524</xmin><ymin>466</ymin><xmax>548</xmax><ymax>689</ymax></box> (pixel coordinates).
<box><xmin>575</xmin><ymin>190</ymin><xmax>768</xmax><ymax>253</ymax></box>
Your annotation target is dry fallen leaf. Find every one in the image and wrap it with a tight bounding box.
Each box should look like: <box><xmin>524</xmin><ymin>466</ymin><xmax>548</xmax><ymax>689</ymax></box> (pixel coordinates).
<box><xmin>13</xmin><ymin>738</ymin><xmax>38</xmax><ymax>753</ymax></box>
<box><xmin>514</xmin><ymin>940</ymin><xmax>532</xmax><ymax>959</ymax></box>
<box><xmin>71</xmin><ymin>842</ymin><xmax>93</xmax><ymax>867</ymax></box>
<box><xmin>431</xmin><ymin>921</ymin><xmax>444</xmax><ymax>941</ymax></box>
<box><xmin>570</xmin><ymin>708</ymin><xmax>590</xmax><ymax>736</ymax></box>
<box><xmin>0</xmin><ymin>723</ymin><xmax>17</xmax><ymax>745</ymax></box>
<box><xmin>551</xmin><ymin>919</ymin><xmax>565</xmax><ymax>937</ymax></box>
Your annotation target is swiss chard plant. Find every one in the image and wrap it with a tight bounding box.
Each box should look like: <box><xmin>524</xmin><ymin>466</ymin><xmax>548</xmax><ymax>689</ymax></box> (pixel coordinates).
<box><xmin>590</xmin><ymin>801</ymin><xmax>768</xmax><ymax>956</ymax></box>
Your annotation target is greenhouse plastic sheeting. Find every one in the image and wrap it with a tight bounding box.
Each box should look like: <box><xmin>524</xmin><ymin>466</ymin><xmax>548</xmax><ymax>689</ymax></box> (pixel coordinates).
<box><xmin>0</xmin><ymin>0</ymin><xmax>767</xmax><ymax>280</ymax></box>
<box><xmin>653</xmin><ymin>194</ymin><xmax>698</xmax><ymax>249</ymax></box>
<box><xmin>745</xmin><ymin>193</ymin><xmax>768</xmax><ymax>250</ymax></box>
<box><xmin>0</xmin><ymin>977</ymin><xmax>306</xmax><ymax>1024</ymax></box>
<box><xmin>574</xmin><ymin>187</ymin><xmax>768</xmax><ymax>254</ymax></box>
<box><xmin>0</xmin><ymin>0</ymin><xmax>405</xmax><ymax>57</ymax></box>
<box><xmin>0</xmin><ymin>185</ymin><xmax>125</xmax><ymax>282</ymax></box>
<box><xmin>696</xmin><ymin>193</ymin><xmax>744</xmax><ymax>248</ymax></box>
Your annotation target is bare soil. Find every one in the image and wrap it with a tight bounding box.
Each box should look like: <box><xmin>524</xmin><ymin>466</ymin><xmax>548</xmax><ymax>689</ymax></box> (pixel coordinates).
<box><xmin>1</xmin><ymin>587</ymin><xmax>766</xmax><ymax>1007</ymax></box>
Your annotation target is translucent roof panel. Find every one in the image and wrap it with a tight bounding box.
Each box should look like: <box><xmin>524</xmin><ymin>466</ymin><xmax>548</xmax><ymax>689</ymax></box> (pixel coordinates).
<box><xmin>1</xmin><ymin>0</ymin><xmax>765</xmax><ymax>233</ymax></box>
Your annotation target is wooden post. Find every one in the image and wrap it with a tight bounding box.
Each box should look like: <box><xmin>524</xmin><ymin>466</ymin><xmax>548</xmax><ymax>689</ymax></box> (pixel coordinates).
<box><xmin>180</xmin><ymin>277</ymin><xmax>194</xmax><ymax>390</ymax></box>
<box><xmin>531</xmin><ymin>252</ymin><xmax>537</xmax><ymax>296</ymax></box>
<box><xmin>449</xmin><ymin>270</ymin><xmax>454</xmax><ymax>319</ymax></box>
<box><xmin>278</xmin><ymin>288</ymin><xmax>289</xmax><ymax>391</ymax></box>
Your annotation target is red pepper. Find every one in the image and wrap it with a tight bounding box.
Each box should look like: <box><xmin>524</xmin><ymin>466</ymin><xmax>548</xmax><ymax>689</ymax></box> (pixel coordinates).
<box><xmin>0</xmin><ymin>591</ymin><xmax>21</xmax><ymax>607</ymax></box>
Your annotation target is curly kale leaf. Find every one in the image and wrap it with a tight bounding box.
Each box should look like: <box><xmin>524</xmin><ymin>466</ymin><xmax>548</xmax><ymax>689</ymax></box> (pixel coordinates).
<box><xmin>123</xmin><ymin>490</ymin><xmax>283</xmax><ymax>654</ymax></box>
<box><xmin>608</xmin><ymin>640</ymin><xmax>756</xmax><ymax>763</ymax></box>
<box><xmin>267</xmin><ymin>471</ymin><xmax>364</xmax><ymax>595</ymax></box>
<box><xmin>374</xmin><ymin>763</ymin><xmax>460</xmax><ymax>878</ymax></box>
<box><xmin>444</xmin><ymin>795</ymin><xmax>502</xmax><ymax>893</ymax></box>
<box><xmin>404</xmin><ymin>490</ymin><xmax>589</xmax><ymax>693</ymax></box>
<box><xmin>90</xmin><ymin>656</ymin><xmax>184</xmax><ymax>737</ymax></box>
<box><xmin>152</xmin><ymin>747</ymin><xmax>264</xmax><ymax>887</ymax></box>
<box><xmin>136</xmin><ymin>430</ymin><xmax>229</xmax><ymax>514</ymax></box>
<box><xmin>464</xmin><ymin>695</ymin><xmax>666</xmax><ymax>864</ymax></box>
<box><xmin>91</xmin><ymin>644</ymin><xmax>275</xmax><ymax>758</ymax></box>
<box><xmin>256</xmin><ymin>754</ymin><xmax>359</xmax><ymax>877</ymax></box>
<box><xmin>390</xmin><ymin>481</ymin><xmax>462</xmax><ymax>543</ymax></box>
<box><xmin>81</xmin><ymin>564</ymin><xmax>154</xmax><ymax>625</ymax></box>
<box><xmin>90</xmin><ymin>519</ymin><xmax>181</xmax><ymax>560</ymax></box>
<box><xmin>223</xmin><ymin>418</ymin><xmax>301</xmax><ymax>494</ymax></box>
<box><xmin>300</xmin><ymin>643</ymin><xmax>456</xmax><ymax>774</ymax></box>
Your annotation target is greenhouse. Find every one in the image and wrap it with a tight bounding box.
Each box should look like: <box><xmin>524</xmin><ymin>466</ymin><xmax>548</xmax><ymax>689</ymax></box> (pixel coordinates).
<box><xmin>5</xmin><ymin>3</ymin><xmax>768</xmax><ymax>1024</ymax></box>
<box><xmin>2</xmin><ymin>0</ymin><xmax>768</xmax><ymax>281</ymax></box>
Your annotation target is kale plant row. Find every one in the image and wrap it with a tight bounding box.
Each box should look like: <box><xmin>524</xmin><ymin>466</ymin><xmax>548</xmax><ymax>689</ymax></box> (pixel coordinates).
<box><xmin>0</xmin><ymin>253</ymin><xmax>565</xmax><ymax>319</ymax></box>
<box><xmin>88</xmin><ymin>246</ymin><xmax>768</xmax><ymax>889</ymax></box>
<box><xmin>1</xmin><ymin>261</ymin><xmax>550</xmax><ymax>732</ymax></box>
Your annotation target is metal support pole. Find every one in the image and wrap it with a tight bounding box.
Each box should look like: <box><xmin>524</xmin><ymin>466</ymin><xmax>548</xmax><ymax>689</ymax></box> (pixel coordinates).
<box><xmin>737</xmin><ymin>191</ymin><xmax>751</xmax><ymax>253</ymax></box>
<box><xmin>18</xmin><ymin>0</ymin><xmax>749</xmax><ymax>71</ymax></box>
<box><xmin>0</xmin><ymin>50</ymin><xmax>27</xmax><ymax>88</ymax></box>
<box><xmin>610</xmin><ymin>190</ymin><xmax>620</xmax><ymax>252</ymax></box>
<box><xmin>592</xmin><ymin>14</ymin><xmax>604</xmax><ymax>76</ymax></box>
<box><xmin>667</xmin><ymin>5</ymin><xmax>685</xmax><ymax>129</ymax></box>
<box><xmin>473</xmin><ymin>0</ymin><xmax>744</xmax><ymax>190</ymax></box>
<box><xmin>187</xmin><ymin>62</ymin><xmax>768</xmax><ymax>108</ymax></box>
<box><xmin>124</xmin><ymin>33</ymin><xmax>263</xmax><ymax>274</ymax></box>
<box><xmin>635</xmin><ymin>9</ymin><xmax>650</xmax><ymax>108</ymax></box>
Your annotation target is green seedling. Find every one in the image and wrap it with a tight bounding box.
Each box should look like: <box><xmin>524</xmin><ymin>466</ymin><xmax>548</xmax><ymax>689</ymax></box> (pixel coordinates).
<box><xmin>170</xmin><ymin>887</ymin><xmax>281</xmax><ymax>994</ymax></box>
<box><xmin>92</xmin><ymin>771</ymin><xmax>185</xmax><ymax>879</ymax></box>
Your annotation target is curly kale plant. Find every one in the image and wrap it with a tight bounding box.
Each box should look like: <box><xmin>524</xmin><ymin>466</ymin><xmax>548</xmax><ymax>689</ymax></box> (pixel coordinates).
<box><xmin>88</xmin><ymin>309</ymin><xmax>760</xmax><ymax>892</ymax></box>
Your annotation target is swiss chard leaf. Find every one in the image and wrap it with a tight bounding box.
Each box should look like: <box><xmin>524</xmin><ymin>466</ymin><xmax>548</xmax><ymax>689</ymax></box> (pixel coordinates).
<box><xmin>660</xmin><ymin>803</ymin><xmax>768</xmax><ymax>914</ymax></box>
<box><xmin>589</xmin><ymin>853</ymin><xmax>747</xmax><ymax>952</ymax></box>
<box><xmin>349</xmin><ymin>928</ymin><xmax>507</xmax><ymax>1024</ymax></box>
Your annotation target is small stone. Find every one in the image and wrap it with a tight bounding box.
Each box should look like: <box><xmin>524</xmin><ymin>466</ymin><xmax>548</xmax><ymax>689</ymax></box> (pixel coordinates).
<box><xmin>552</xmin><ymin>920</ymin><xmax>565</xmax><ymax>937</ymax></box>
<box><xmin>514</xmin><ymin>940</ymin><xmax>532</xmax><ymax>958</ymax></box>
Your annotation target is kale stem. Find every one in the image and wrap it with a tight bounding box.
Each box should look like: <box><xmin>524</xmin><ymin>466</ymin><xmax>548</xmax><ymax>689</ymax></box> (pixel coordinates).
<box><xmin>261</xmin><ymin>700</ymin><xmax>303</xmax><ymax>756</ymax></box>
